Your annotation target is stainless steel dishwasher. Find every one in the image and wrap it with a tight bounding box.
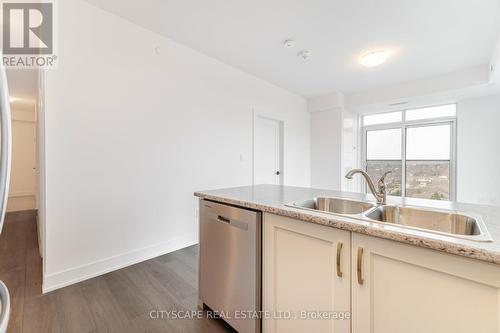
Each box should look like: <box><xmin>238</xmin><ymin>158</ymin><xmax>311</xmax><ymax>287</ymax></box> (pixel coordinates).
<box><xmin>199</xmin><ymin>199</ymin><xmax>261</xmax><ymax>333</ymax></box>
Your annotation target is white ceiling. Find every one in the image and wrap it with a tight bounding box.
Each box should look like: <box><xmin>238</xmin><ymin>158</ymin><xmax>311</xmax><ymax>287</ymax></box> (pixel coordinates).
<box><xmin>86</xmin><ymin>0</ymin><xmax>500</xmax><ymax>97</ymax></box>
<box><xmin>5</xmin><ymin>69</ymin><xmax>38</xmax><ymax>104</ymax></box>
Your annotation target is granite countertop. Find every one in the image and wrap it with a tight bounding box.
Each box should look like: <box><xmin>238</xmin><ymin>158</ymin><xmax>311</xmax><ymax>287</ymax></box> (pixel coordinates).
<box><xmin>194</xmin><ymin>184</ymin><xmax>500</xmax><ymax>265</ymax></box>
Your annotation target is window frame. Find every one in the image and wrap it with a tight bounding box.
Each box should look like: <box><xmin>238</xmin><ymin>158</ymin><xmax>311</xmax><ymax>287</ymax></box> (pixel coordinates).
<box><xmin>361</xmin><ymin>106</ymin><xmax>457</xmax><ymax>201</ymax></box>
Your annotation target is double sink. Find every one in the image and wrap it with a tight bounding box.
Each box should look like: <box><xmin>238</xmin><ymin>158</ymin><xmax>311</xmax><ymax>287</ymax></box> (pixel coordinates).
<box><xmin>288</xmin><ymin>197</ymin><xmax>492</xmax><ymax>242</ymax></box>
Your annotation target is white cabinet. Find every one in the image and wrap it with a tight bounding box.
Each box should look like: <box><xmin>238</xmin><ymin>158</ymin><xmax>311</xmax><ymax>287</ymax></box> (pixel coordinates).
<box><xmin>263</xmin><ymin>213</ymin><xmax>500</xmax><ymax>333</ymax></box>
<box><xmin>352</xmin><ymin>233</ymin><xmax>500</xmax><ymax>333</ymax></box>
<box><xmin>263</xmin><ymin>213</ymin><xmax>351</xmax><ymax>333</ymax></box>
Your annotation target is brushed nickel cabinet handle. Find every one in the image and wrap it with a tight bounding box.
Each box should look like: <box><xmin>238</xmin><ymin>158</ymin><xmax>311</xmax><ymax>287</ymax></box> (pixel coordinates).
<box><xmin>357</xmin><ymin>247</ymin><xmax>364</xmax><ymax>285</ymax></box>
<box><xmin>336</xmin><ymin>242</ymin><xmax>343</xmax><ymax>278</ymax></box>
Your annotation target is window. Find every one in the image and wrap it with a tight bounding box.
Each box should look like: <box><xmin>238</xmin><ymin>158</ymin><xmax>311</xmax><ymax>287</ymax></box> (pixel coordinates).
<box><xmin>366</xmin><ymin>129</ymin><xmax>402</xmax><ymax>196</ymax></box>
<box><xmin>405</xmin><ymin>104</ymin><xmax>456</xmax><ymax>121</ymax></box>
<box><xmin>406</xmin><ymin>124</ymin><xmax>451</xmax><ymax>200</ymax></box>
<box><xmin>362</xmin><ymin>105</ymin><xmax>456</xmax><ymax>201</ymax></box>
<box><xmin>363</xmin><ymin>111</ymin><xmax>402</xmax><ymax>126</ymax></box>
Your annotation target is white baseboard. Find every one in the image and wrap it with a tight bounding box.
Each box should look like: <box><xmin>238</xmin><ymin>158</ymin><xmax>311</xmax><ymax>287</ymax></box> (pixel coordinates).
<box><xmin>42</xmin><ymin>235</ymin><xmax>198</xmax><ymax>293</ymax></box>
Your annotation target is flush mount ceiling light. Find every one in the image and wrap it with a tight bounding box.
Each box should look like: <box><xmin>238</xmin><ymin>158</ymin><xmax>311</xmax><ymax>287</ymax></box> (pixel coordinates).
<box><xmin>283</xmin><ymin>39</ymin><xmax>296</xmax><ymax>48</ymax></box>
<box><xmin>359</xmin><ymin>49</ymin><xmax>392</xmax><ymax>67</ymax></box>
<box><xmin>298</xmin><ymin>49</ymin><xmax>312</xmax><ymax>60</ymax></box>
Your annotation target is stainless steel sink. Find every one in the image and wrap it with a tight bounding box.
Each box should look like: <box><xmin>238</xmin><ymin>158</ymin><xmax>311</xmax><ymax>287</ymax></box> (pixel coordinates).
<box><xmin>288</xmin><ymin>196</ymin><xmax>492</xmax><ymax>242</ymax></box>
<box><xmin>365</xmin><ymin>205</ymin><xmax>492</xmax><ymax>241</ymax></box>
<box><xmin>290</xmin><ymin>197</ymin><xmax>375</xmax><ymax>215</ymax></box>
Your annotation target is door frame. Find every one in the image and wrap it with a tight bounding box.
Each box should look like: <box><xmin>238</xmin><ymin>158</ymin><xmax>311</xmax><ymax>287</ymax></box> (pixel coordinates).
<box><xmin>252</xmin><ymin>111</ymin><xmax>284</xmax><ymax>185</ymax></box>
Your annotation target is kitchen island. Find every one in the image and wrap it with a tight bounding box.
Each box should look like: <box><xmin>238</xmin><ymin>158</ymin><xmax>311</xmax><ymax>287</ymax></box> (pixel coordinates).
<box><xmin>195</xmin><ymin>185</ymin><xmax>500</xmax><ymax>333</ymax></box>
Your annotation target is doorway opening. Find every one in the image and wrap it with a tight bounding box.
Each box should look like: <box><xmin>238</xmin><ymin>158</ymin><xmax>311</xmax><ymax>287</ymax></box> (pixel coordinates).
<box><xmin>5</xmin><ymin>69</ymin><xmax>40</xmax><ymax>213</ymax></box>
<box><xmin>3</xmin><ymin>68</ymin><xmax>43</xmax><ymax>261</ymax></box>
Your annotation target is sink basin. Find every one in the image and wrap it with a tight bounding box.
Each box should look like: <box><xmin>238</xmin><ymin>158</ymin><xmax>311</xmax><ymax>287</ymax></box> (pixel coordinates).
<box><xmin>288</xmin><ymin>196</ymin><xmax>492</xmax><ymax>242</ymax></box>
<box><xmin>365</xmin><ymin>205</ymin><xmax>492</xmax><ymax>241</ymax></box>
<box><xmin>290</xmin><ymin>197</ymin><xmax>375</xmax><ymax>215</ymax></box>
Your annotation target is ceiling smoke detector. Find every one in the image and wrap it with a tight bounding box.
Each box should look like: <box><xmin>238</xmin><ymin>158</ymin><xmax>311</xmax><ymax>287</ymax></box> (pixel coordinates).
<box><xmin>283</xmin><ymin>39</ymin><xmax>296</xmax><ymax>49</ymax></box>
<box><xmin>298</xmin><ymin>49</ymin><xmax>312</xmax><ymax>60</ymax></box>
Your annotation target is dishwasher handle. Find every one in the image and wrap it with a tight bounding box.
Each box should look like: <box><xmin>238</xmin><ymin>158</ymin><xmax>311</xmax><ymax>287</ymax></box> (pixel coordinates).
<box><xmin>202</xmin><ymin>200</ymin><xmax>255</xmax><ymax>231</ymax></box>
<box><xmin>210</xmin><ymin>213</ymin><xmax>249</xmax><ymax>231</ymax></box>
<box><xmin>217</xmin><ymin>215</ymin><xmax>231</xmax><ymax>224</ymax></box>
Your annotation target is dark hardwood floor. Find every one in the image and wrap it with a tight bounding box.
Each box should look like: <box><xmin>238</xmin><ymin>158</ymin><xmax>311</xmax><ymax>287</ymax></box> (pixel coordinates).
<box><xmin>0</xmin><ymin>211</ymin><xmax>236</xmax><ymax>333</ymax></box>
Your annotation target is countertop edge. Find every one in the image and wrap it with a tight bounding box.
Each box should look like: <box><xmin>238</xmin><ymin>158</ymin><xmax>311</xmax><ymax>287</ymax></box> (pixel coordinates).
<box><xmin>194</xmin><ymin>191</ymin><xmax>500</xmax><ymax>266</ymax></box>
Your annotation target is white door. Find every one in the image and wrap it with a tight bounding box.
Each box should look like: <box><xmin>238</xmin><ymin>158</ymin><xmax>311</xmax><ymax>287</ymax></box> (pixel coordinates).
<box><xmin>254</xmin><ymin>116</ymin><xmax>282</xmax><ymax>185</ymax></box>
<box><xmin>263</xmin><ymin>213</ymin><xmax>351</xmax><ymax>333</ymax></box>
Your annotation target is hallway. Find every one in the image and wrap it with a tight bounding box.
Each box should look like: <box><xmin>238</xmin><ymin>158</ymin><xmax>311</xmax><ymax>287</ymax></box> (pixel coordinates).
<box><xmin>0</xmin><ymin>211</ymin><xmax>234</xmax><ymax>333</ymax></box>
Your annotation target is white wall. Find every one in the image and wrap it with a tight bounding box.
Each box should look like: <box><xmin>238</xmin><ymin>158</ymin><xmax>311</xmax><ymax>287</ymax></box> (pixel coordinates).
<box><xmin>341</xmin><ymin>109</ymin><xmax>360</xmax><ymax>192</ymax></box>
<box><xmin>309</xmin><ymin>108</ymin><xmax>361</xmax><ymax>192</ymax></box>
<box><xmin>457</xmin><ymin>94</ymin><xmax>500</xmax><ymax>206</ymax></box>
<box><xmin>309</xmin><ymin>93</ymin><xmax>360</xmax><ymax>191</ymax></box>
<box><xmin>345</xmin><ymin>65</ymin><xmax>490</xmax><ymax>114</ymax></box>
<box><xmin>489</xmin><ymin>35</ymin><xmax>500</xmax><ymax>84</ymax></box>
<box><xmin>41</xmin><ymin>0</ymin><xmax>310</xmax><ymax>292</ymax></box>
<box><xmin>310</xmin><ymin>109</ymin><xmax>342</xmax><ymax>190</ymax></box>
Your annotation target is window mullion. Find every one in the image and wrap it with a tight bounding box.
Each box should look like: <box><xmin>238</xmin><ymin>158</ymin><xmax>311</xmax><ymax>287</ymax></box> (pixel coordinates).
<box><xmin>401</xmin><ymin>124</ymin><xmax>407</xmax><ymax>198</ymax></box>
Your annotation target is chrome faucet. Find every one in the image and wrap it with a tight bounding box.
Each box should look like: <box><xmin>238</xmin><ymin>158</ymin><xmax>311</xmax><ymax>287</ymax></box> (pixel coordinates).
<box><xmin>345</xmin><ymin>169</ymin><xmax>392</xmax><ymax>205</ymax></box>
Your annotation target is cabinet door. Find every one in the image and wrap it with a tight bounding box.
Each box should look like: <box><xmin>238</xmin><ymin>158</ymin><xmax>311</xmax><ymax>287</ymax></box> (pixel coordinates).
<box><xmin>352</xmin><ymin>233</ymin><xmax>500</xmax><ymax>333</ymax></box>
<box><xmin>263</xmin><ymin>213</ymin><xmax>351</xmax><ymax>333</ymax></box>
